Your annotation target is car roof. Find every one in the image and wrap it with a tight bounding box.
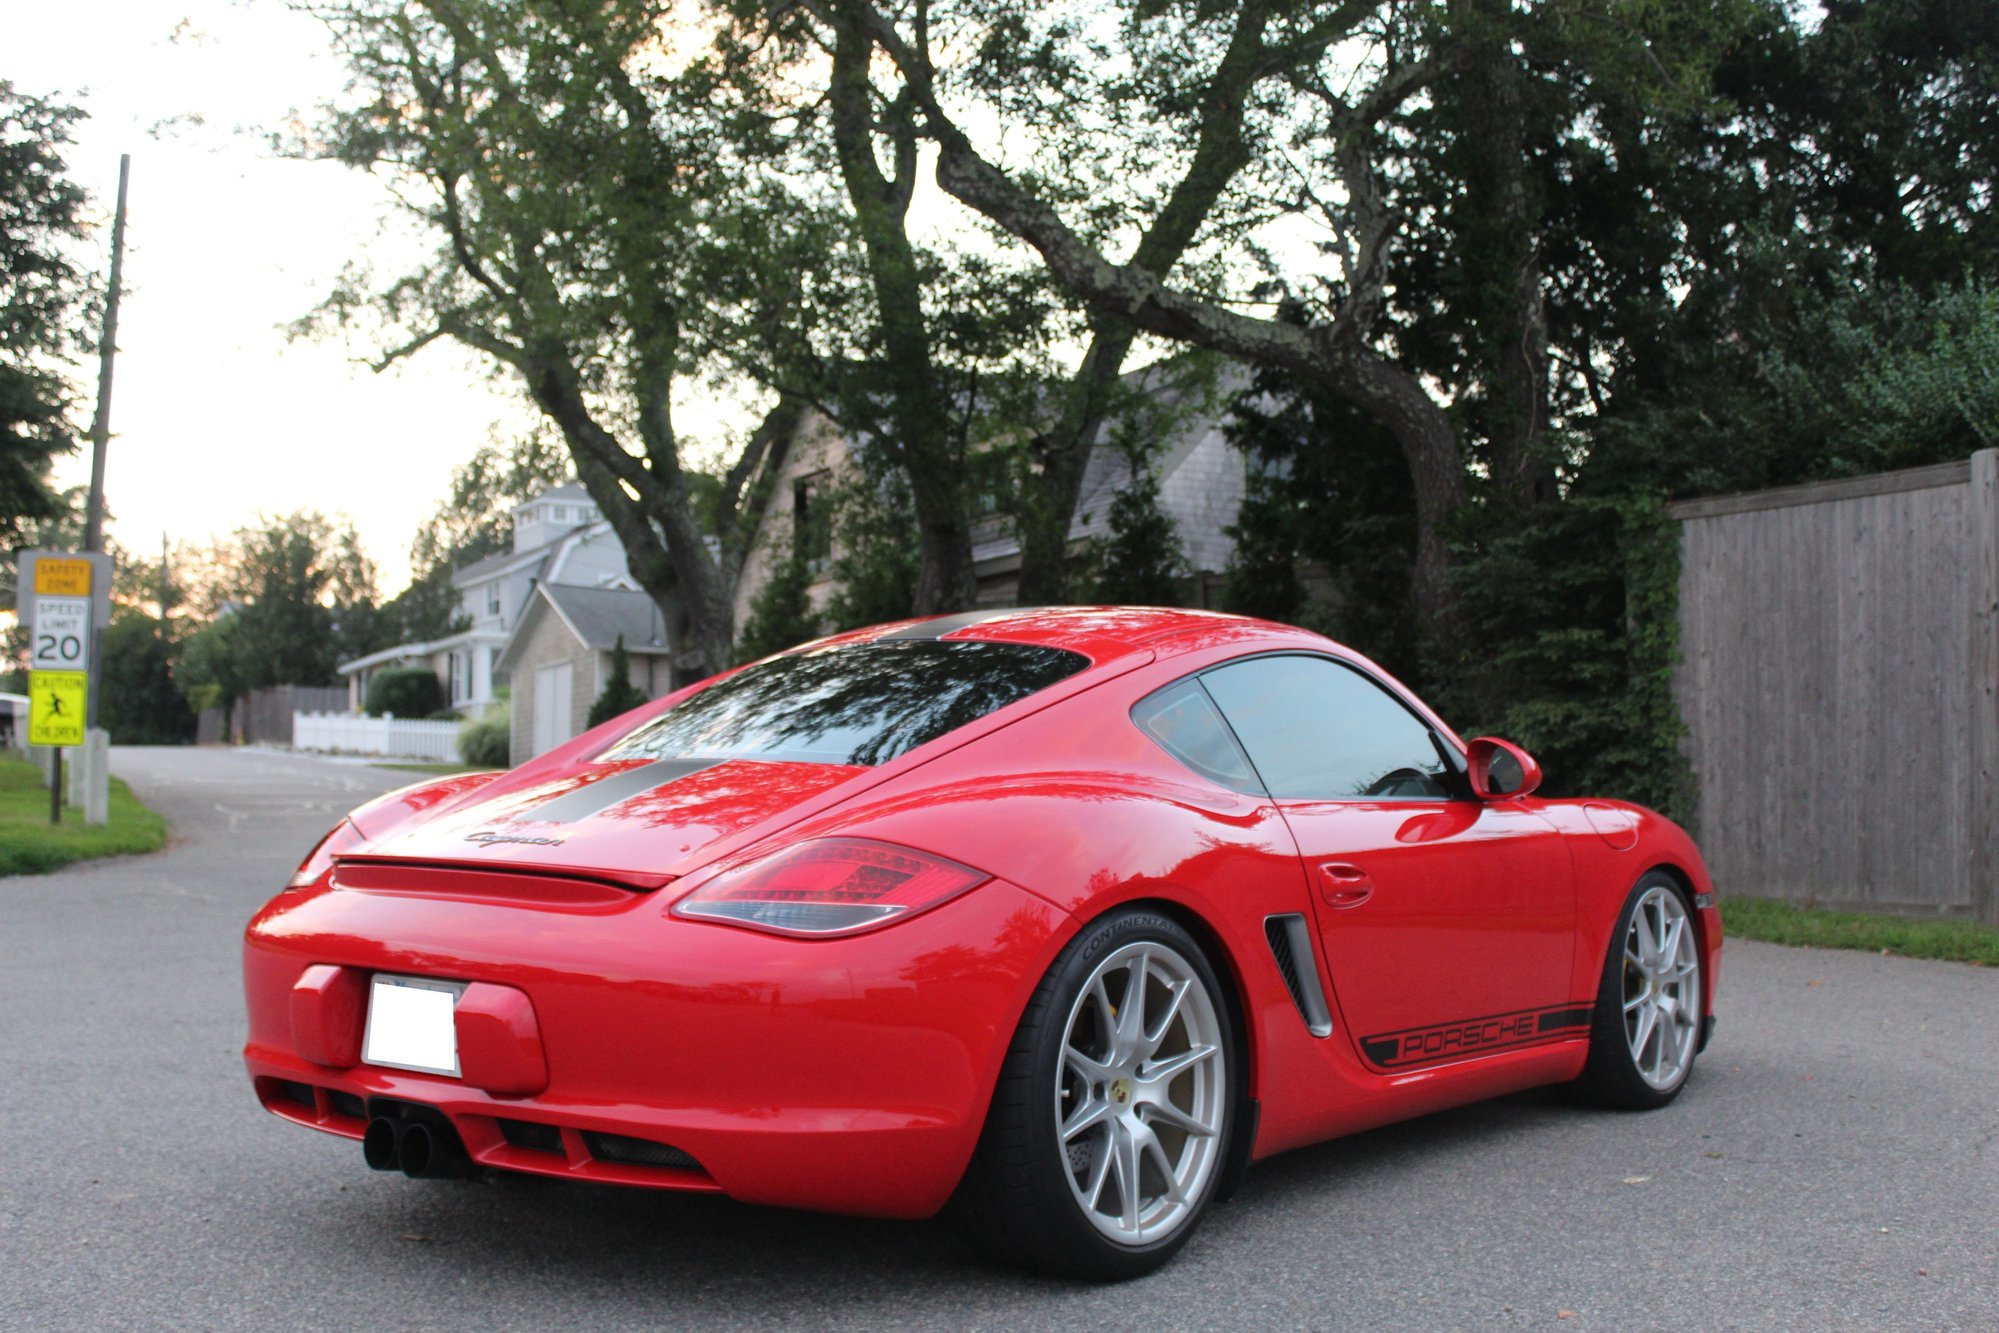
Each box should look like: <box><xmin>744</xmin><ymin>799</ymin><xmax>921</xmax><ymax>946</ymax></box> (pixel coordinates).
<box><xmin>804</xmin><ymin>605</ymin><xmax>1320</xmax><ymax>665</ymax></box>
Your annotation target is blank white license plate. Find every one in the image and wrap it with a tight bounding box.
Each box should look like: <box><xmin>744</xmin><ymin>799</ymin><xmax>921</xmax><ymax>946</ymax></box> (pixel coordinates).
<box><xmin>362</xmin><ymin>974</ymin><xmax>466</xmax><ymax>1077</ymax></box>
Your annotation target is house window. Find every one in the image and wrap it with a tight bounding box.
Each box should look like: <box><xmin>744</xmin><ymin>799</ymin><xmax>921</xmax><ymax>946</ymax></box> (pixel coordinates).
<box><xmin>485</xmin><ymin>583</ymin><xmax>501</xmax><ymax>617</ymax></box>
<box><xmin>794</xmin><ymin>473</ymin><xmax>833</xmax><ymax>568</ymax></box>
<box><xmin>969</xmin><ymin>447</ymin><xmax>1015</xmax><ymax>519</ymax></box>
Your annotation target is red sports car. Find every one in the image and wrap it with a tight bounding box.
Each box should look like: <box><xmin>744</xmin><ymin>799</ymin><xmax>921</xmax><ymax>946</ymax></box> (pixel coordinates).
<box><xmin>244</xmin><ymin>607</ymin><xmax>1719</xmax><ymax>1279</ymax></box>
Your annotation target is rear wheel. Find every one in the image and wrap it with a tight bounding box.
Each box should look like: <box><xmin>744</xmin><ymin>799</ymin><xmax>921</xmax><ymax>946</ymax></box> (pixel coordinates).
<box><xmin>957</xmin><ymin>908</ymin><xmax>1236</xmax><ymax>1280</ymax></box>
<box><xmin>1576</xmin><ymin>873</ymin><xmax>1703</xmax><ymax>1109</ymax></box>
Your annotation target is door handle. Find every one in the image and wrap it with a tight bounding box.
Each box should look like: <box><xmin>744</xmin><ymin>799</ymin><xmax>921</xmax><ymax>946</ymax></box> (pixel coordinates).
<box><xmin>1319</xmin><ymin>862</ymin><xmax>1375</xmax><ymax>908</ymax></box>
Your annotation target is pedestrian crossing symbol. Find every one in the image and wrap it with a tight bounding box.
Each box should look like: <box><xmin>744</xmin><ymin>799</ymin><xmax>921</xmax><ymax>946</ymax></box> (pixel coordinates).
<box><xmin>29</xmin><ymin>670</ymin><xmax>86</xmax><ymax>747</ymax></box>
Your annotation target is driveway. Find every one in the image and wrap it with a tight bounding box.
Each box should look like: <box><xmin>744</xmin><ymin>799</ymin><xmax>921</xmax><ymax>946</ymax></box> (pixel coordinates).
<box><xmin>1</xmin><ymin>746</ymin><xmax>1993</xmax><ymax>1330</ymax></box>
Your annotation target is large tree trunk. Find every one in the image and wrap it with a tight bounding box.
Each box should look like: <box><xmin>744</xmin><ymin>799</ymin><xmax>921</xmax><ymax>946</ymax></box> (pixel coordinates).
<box><xmin>829</xmin><ymin>11</ymin><xmax>977</xmax><ymax>615</ymax></box>
<box><xmin>1011</xmin><ymin>2</ymin><xmax>1278</xmax><ymax>603</ymax></box>
<box><xmin>1457</xmin><ymin>0</ymin><xmax>1556</xmax><ymax>510</ymax></box>
<box><xmin>520</xmin><ymin>351</ymin><xmax>737</xmax><ymax>685</ymax></box>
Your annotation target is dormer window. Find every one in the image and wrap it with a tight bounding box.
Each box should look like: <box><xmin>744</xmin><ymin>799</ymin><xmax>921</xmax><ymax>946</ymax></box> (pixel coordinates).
<box><xmin>485</xmin><ymin>584</ymin><xmax>501</xmax><ymax>616</ymax></box>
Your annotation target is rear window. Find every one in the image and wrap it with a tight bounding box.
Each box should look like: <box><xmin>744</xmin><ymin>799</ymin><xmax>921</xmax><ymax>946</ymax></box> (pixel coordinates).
<box><xmin>602</xmin><ymin>639</ymin><xmax>1090</xmax><ymax>767</ymax></box>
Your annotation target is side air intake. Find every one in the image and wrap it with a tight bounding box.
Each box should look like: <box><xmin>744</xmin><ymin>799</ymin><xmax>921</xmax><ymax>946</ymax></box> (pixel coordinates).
<box><xmin>1265</xmin><ymin>914</ymin><xmax>1334</xmax><ymax>1037</ymax></box>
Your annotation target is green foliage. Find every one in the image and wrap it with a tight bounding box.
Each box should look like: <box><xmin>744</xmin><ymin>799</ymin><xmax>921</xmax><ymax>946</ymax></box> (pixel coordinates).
<box><xmin>176</xmin><ymin>617</ymin><xmax>244</xmax><ymax>725</ymax></box>
<box><xmin>208</xmin><ymin>511</ymin><xmax>383</xmax><ymax>690</ymax></box>
<box><xmin>97</xmin><ymin>613</ymin><xmax>194</xmax><ymax>745</ymax></box>
<box><xmin>1090</xmin><ymin>457</ymin><xmax>1186</xmax><ymax>607</ymax></box>
<box><xmin>1432</xmin><ymin>495</ymin><xmax>1692</xmax><ymax>821</ymax></box>
<box><xmin>364</xmin><ymin>666</ymin><xmax>445</xmax><ymax>720</ymax></box>
<box><xmin>0</xmin><ymin>756</ymin><xmax>169</xmax><ymax>876</ymax></box>
<box><xmin>1721</xmin><ymin>897</ymin><xmax>1999</xmax><ymax>967</ymax></box>
<box><xmin>1599</xmin><ymin>282</ymin><xmax>1999</xmax><ymax>498</ymax></box>
<box><xmin>823</xmin><ymin>466</ymin><xmax>922</xmax><ymax>633</ymax></box>
<box><xmin>0</xmin><ymin>83</ymin><xmax>92</xmax><ymax>543</ymax></box>
<box><xmin>1223</xmin><ymin>364</ymin><xmax>1419</xmax><ymax>675</ymax></box>
<box><xmin>736</xmin><ymin>538</ymin><xmax>822</xmax><ymax>663</ymax></box>
<box><xmin>586</xmin><ymin>635</ymin><xmax>650</xmax><ymax>728</ymax></box>
<box><xmin>456</xmin><ymin>691</ymin><xmax>511</xmax><ymax>768</ymax></box>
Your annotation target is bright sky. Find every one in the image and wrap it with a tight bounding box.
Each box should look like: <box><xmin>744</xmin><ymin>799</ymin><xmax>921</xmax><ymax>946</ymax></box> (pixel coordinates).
<box><xmin>11</xmin><ymin>0</ymin><xmax>541</xmax><ymax>593</ymax></box>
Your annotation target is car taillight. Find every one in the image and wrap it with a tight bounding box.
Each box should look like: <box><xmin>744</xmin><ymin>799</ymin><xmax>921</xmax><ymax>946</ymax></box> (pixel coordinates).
<box><xmin>287</xmin><ymin>819</ymin><xmax>366</xmax><ymax>889</ymax></box>
<box><xmin>671</xmin><ymin>839</ymin><xmax>992</xmax><ymax>938</ymax></box>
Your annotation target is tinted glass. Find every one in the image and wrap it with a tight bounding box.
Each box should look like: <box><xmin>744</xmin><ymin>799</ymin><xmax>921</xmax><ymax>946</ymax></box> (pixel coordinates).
<box><xmin>1201</xmin><ymin>655</ymin><xmax>1453</xmax><ymax>800</ymax></box>
<box><xmin>1131</xmin><ymin>679</ymin><xmax>1263</xmax><ymax>792</ymax></box>
<box><xmin>603</xmin><ymin>639</ymin><xmax>1089</xmax><ymax>767</ymax></box>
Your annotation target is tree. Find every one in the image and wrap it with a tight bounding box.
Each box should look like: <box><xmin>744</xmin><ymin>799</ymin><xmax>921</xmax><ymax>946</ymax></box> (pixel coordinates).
<box><xmin>0</xmin><ymin>83</ymin><xmax>92</xmax><ymax>542</ymax></box>
<box><xmin>735</xmin><ymin>535</ymin><xmax>822</xmax><ymax>663</ymax></box>
<box><xmin>211</xmin><ymin>511</ymin><xmax>382</xmax><ymax>690</ymax></box>
<box><xmin>299</xmin><ymin>0</ymin><xmax>809</xmax><ymax>683</ymax></box>
<box><xmin>98</xmin><ymin>610</ymin><xmax>194</xmax><ymax>745</ymax></box>
<box><xmin>723</xmin><ymin>1</ymin><xmax>1367</xmax><ymax>607</ymax></box>
<box><xmin>845</xmin><ymin>0</ymin><xmax>1754</xmax><ymax>657</ymax></box>
<box><xmin>365</xmin><ymin>666</ymin><xmax>445</xmax><ymax>719</ymax></box>
<box><xmin>586</xmin><ymin>635</ymin><xmax>649</xmax><ymax>726</ymax></box>
<box><xmin>387</xmin><ymin>428</ymin><xmax>572</xmax><ymax>643</ymax></box>
<box><xmin>177</xmin><ymin>614</ymin><xmax>246</xmax><ymax>737</ymax></box>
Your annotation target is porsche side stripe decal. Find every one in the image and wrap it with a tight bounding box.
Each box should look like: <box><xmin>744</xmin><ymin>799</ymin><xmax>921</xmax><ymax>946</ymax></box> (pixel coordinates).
<box><xmin>519</xmin><ymin>758</ymin><xmax>720</xmax><ymax>824</ymax></box>
<box><xmin>1359</xmin><ymin>1003</ymin><xmax>1595</xmax><ymax>1070</ymax></box>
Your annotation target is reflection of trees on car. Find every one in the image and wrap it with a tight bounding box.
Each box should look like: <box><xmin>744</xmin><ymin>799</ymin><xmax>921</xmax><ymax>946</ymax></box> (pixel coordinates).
<box><xmin>607</xmin><ymin>641</ymin><xmax>1087</xmax><ymax>769</ymax></box>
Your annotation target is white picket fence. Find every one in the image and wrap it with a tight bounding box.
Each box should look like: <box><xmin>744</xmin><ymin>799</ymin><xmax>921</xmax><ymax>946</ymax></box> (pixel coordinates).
<box><xmin>293</xmin><ymin>711</ymin><xmax>462</xmax><ymax>762</ymax></box>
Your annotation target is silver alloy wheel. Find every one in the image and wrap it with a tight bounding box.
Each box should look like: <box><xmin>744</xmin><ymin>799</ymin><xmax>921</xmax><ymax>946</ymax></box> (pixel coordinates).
<box><xmin>1055</xmin><ymin>940</ymin><xmax>1226</xmax><ymax>1246</ymax></box>
<box><xmin>1621</xmin><ymin>884</ymin><xmax>1701</xmax><ymax>1090</ymax></box>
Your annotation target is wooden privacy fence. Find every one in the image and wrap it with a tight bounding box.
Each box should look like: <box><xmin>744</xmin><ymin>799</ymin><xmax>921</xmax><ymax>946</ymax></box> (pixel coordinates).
<box><xmin>196</xmin><ymin>685</ymin><xmax>349</xmax><ymax>746</ymax></box>
<box><xmin>293</xmin><ymin>712</ymin><xmax>462</xmax><ymax>762</ymax></box>
<box><xmin>1670</xmin><ymin>449</ymin><xmax>1998</xmax><ymax>925</ymax></box>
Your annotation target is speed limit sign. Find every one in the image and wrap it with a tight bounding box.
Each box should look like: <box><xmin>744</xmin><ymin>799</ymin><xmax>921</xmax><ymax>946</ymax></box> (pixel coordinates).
<box><xmin>30</xmin><ymin>596</ymin><xmax>91</xmax><ymax>672</ymax></box>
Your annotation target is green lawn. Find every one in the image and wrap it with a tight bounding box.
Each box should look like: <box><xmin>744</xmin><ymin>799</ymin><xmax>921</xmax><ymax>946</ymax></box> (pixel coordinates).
<box><xmin>1722</xmin><ymin>896</ymin><xmax>1998</xmax><ymax>967</ymax></box>
<box><xmin>0</xmin><ymin>755</ymin><xmax>170</xmax><ymax>876</ymax></box>
<box><xmin>371</xmin><ymin>761</ymin><xmax>494</xmax><ymax>776</ymax></box>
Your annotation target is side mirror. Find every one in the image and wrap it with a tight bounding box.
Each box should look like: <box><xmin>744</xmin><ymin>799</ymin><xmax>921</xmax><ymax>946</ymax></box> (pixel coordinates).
<box><xmin>1466</xmin><ymin>737</ymin><xmax>1543</xmax><ymax>800</ymax></box>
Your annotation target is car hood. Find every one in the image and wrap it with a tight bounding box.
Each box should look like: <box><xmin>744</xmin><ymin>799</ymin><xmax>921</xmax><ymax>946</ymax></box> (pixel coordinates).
<box><xmin>340</xmin><ymin>757</ymin><xmax>866</xmax><ymax>889</ymax></box>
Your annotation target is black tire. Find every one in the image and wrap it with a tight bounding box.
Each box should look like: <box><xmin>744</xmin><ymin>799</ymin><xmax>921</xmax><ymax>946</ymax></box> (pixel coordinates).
<box><xmin>1575</xmin><ymin>871</ymin><xmax>1704</xmax><ymax>1110</ymax></box>
<box><xmin>955</xmin><ymin>907</ymin><xmax>1240</xmax><ymax>1281</ymax></box>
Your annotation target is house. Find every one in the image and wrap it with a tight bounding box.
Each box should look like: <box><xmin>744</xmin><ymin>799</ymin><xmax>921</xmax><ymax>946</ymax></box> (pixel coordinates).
<box><xmin>730</xmin><ymin>359</ymin><xmax>1252</xmax><ymax>627</ymax></box>
<box><xmin>498</xmin><ymin>583</ymin><xmax>675</xmax><ymax>765</ymax></box>
<box><xmin>339</xmin><ymin>482</ymin><xmax>644</xmax><ymax>716</ymax></box>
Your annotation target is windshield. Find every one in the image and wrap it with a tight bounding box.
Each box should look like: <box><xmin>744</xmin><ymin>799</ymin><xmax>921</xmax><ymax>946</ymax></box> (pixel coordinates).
<box><xmin>602</xmin><ymin>639</ymin><xmax>1091</xmax><ymax>767</ymax></box>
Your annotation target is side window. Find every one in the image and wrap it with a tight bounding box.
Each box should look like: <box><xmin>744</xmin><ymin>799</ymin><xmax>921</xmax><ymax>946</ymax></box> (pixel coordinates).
<box><xmin>1131</xmin><ymin>678</ymin><xmax>1263</xmax><ymax>793</ymax></box>
<box><xmin>1201</xmin><ymin>655</ymin><xmax>1455</xmax><ymax>801</ymax></box>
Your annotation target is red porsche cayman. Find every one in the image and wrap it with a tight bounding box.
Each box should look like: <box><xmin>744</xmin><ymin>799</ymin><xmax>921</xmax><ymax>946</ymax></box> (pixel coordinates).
<box><xmin>244</xmin><ymin>607</ymin><xmax>1719</xmax><ymax>1278</ymax></box>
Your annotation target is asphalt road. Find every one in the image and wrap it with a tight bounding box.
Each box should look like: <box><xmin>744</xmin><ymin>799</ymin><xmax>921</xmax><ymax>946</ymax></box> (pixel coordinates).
<box><xmin>2</xmin><ymin>747</ymin><xmax>1994</xmax><ymax>1331</ymax></box>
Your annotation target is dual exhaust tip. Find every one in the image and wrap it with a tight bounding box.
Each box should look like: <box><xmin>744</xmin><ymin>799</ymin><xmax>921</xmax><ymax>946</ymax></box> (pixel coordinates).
<box><xmin>363</xmin><ymin>1112</ymin><xmax>472</xmax><ymax>1179</ymax></box>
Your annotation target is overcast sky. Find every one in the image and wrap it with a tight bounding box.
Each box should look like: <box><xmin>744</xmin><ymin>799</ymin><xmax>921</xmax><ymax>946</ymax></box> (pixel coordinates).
<box><xmin>12</xmin><ymin>0</ymin><xmax>556</xmax><ymax>592</ymax></box>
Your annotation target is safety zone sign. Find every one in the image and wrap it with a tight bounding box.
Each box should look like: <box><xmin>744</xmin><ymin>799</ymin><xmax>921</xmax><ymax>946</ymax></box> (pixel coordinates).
<box><xmin>29</xmin><ymin>670</ymin><xmax>87</xmax><ymax>747</ymax></box>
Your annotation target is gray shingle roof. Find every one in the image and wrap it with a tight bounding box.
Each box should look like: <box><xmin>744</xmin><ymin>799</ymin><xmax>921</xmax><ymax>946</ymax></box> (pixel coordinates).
<box><xmin>540</xmin><ymin>584</ymin><xmax>674</xmax><ymax>653</ymax></box>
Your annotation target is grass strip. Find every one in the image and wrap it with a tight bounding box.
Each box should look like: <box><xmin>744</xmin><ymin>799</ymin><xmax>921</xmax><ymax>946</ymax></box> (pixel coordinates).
<box><xmin>0</xmin><ymin>754</ymin><xmax>170</xmax><ymax>876</ymax></box>
<box><xmin>371</xmin><ymin>761</ymin><xmax>493</xmax><ymax>776</ymax></box>
<box><xmin>1721</xmin><ymin>896</ymin><xmax>1998</xmax><ymax>967</ymax></box>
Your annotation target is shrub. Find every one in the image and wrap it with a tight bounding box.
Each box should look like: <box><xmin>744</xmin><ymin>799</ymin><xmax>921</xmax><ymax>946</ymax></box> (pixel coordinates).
<box><xmin>365</xmin><ymin>666</ymin><xmax>445</xmax><ymax>719</ymax></box>
<box><xmin>457</xmin><ymin>690</ymin><xmax>510</xmax><ymax>768</ymax></box>
<box><xmin>587</xmin><ymin>636</ymin><xmax>649</xmax><ymax>728</ymax></box>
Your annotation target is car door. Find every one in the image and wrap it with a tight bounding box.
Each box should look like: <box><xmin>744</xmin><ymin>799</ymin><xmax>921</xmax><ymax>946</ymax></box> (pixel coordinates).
<box><xmin>1199</xmin><ymin>654</ymin><xmax>1579</xmax><ymax>1070</ymax></box>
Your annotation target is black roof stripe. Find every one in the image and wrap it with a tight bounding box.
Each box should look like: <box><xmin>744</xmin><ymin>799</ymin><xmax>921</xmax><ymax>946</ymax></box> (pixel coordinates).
<box><xmin>517</xmin><ymin>758</ymin><xmax>719</xmax><ymax>824</ymax></box>
<box><xmin>873</xmin><ymin>608</ymin><xmax>1057</xmax><ymax>641</ymax></box>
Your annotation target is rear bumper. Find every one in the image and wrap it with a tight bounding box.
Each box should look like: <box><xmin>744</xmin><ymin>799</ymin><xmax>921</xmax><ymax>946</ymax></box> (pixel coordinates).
<box><xmin>243</xmin><ymin>875</ymin><xmax>1071</xmax><ymax>1219</ymax></box>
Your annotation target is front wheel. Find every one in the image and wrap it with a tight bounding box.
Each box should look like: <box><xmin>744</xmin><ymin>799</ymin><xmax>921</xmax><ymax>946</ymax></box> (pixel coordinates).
<box><xmin>1575</xmin><ymin>872</ymin><xmax>1704</xmax><ymax>1109</ymax></box>
<box><xmin>956</xmin><ymin>908</ymin><xmax>1237</xmax><ymax>1280</ymax></box>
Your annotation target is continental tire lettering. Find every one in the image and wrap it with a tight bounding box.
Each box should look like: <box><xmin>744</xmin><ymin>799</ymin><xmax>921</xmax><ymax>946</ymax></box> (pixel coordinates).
<box><xmin>1358</xmin><ymin>1003</ymin><xmax>1595</xmax><ymax>1070</ymax></box>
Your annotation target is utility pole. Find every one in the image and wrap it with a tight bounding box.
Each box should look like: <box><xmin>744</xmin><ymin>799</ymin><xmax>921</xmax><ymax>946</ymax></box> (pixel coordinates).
<box><xmin>84</xmin><ymin>154</ymin><xmax>130</xmax><ymax>556</ymax></box>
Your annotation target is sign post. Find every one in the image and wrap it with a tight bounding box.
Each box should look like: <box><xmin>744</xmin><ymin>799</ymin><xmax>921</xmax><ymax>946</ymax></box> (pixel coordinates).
<box><xmin>14</xmin><ymin>550</ymin><xmax>114</xmax><ymax>825</ymax></box>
